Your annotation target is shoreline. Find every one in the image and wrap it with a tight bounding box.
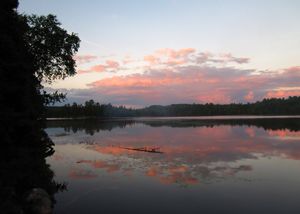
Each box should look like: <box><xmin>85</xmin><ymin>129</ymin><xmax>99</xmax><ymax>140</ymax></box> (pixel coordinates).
<box><xmin>46</xmin><ymin>115</ymin><xmax>300</xmax><ymax>121</ymax></box>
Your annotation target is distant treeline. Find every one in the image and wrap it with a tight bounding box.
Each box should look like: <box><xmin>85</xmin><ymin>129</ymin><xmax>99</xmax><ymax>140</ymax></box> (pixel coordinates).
<box><xmin>46</xmin><ymin>96</ymin><xmax>300</xmax><ymax>118</ymax></box>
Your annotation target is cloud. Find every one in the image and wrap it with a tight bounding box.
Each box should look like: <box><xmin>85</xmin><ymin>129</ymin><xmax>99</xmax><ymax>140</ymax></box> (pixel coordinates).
<box><xmin>105</xmin><ymin>60</ymin><xmax>120</xmax><ymax>69</ymax></box>
<box><xmin>74</xmin><ymin>54</ymin><xmax>97</xmax><ymax>64</ymax></box>
<box><xmin>54</xmin><ymin>48</ymin><xmax>300</xmax><ymax>106</ymax></box>
<box><xmin>75</xmin><ymin>48</ymin><xmax>250</xmax><ymax>75</ymax></box>
<box><xmin>122</xmin><ymin>55</ymin><xmax>135</xmax><ymax>64</ymax></box>
<box><xmin>143</xmin><ymin>49</ymin><xmax>249</xmax><ymax>67</ymax></box>
<box><xmin>159</xmin><ymin>48</ymin><xmax>195</xmax><ymax>58</ymax></box>
<box><xmin>84</xmin><ymin>65</ymin><xmax>259</xmax><ymax>105</ymax></box>
<box><xmin>244</xmin><ymin>91</ymin><xmax>254</xmax><ymax>101</ymax></box>
<box><xmin>219</xmin><ymin>53</ymin><xmax>249</xmax><ymax>64</ymax></box>
<box><xmin>194</xmin><ymin>52</ymin><xmax>250</xmax><ymax>65</ymax></box>
<box><xmin>78</xmin><ymin>60</ymin><xmax>120</xmax><ymax>74</ymax></box>
<box><xmin>144</xmin><ymin>55</ymin><xmax>159</xmax><ymax>65</ymax></box>
<box><xmin>61</xmin><ymin>63</ymin><xmax>300</xmax><ymax>106</ymax></box>
<box><xmin>144</xmin><ymin>48</ymin><xmax>196</xmax><ymax>66</ymax></box>
<box><xmin>265</xmin><ymin>90</ymin><xmax>300</xmax><ymax>98</ymax></box>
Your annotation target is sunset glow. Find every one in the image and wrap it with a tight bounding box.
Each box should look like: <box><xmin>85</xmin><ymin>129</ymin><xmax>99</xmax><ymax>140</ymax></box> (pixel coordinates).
<box><xmin>20</xmin><ymin>0</ymin><xmax>300</xmax><ymax>107</ymax></box>
<box><xmin>4</xmin><ymin>1</ymin><xmax>300</xmax><ymax>213</ymax></box>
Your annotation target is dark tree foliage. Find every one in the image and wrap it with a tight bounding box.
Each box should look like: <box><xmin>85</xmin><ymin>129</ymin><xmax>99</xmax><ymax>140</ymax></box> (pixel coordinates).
<box><xmin>46</xmin><ymin>100</ymin><xmax>135</xmax><ymax>118</ymax></box>
<box><xmin>0</xmin><ymin>0</ymin><xmax>80</xmax><ymax>146</ymax></box>
<box><xmin>0</xmin><ymin>0</ymin><xmax>46</xmax><ymax>148</ymax></box>
<box><xmin>46</xmin><ymin>96</ymin><xmax>300</xmax><ymax>118</ymax></box>
<box><xmin>24</xmin><ymin>14</ymin><xmax>80</xmax><ymax>83</ymax></box>
<box><xmin>24</xmin><ymin>14</ymin><xmax>80</xmax><ymax>104</ymax></box>
<box><xmin>0</xmin><ymin>0</ymin><xmax>78</xmax><ymax>212</ymax></box>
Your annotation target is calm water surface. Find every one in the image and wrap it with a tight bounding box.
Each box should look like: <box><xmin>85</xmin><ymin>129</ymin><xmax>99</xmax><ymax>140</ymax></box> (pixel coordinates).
<box><xmin>46</xmin><ymin>117</ymin><xmax>300</xmax><ymax>214</ymax></box>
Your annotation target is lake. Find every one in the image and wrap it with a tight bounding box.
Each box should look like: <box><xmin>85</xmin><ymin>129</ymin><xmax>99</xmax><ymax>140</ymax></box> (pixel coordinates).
<box><xmin>46</xmin><ymin>116</ymin><xmax>300</xmax><ymax>214</ymax></box>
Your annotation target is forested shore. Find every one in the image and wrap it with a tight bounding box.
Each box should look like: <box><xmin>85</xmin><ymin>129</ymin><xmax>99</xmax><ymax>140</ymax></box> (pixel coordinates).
<box><xmin>46</xmin><ymin>96</ymin><xmax>300</xmax><ymax>118</ymax></box>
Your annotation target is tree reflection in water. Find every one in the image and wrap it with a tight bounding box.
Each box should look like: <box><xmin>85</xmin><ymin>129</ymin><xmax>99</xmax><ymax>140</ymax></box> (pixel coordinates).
<box><xmin>47</xmin><ymin>117</ymin><xmax>300</xmax><ymax>134</ymax></box>
<box><xmin>0</xmin><ymin>142</ymin><xmax>66</xmax><ymax>213</ymax></box>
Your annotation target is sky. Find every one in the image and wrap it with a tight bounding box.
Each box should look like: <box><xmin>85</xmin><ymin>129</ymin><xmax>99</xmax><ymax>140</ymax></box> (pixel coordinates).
<box><xmin>19</xmin><ymin>0</ymin><xmax>300</xmax><ymax>107</ymax></box>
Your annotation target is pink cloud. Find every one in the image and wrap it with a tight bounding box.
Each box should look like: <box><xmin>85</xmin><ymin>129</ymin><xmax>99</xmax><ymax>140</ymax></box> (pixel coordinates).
<box><xmin>69</xmin><ymin>63</ymin><xmax>298</xmax><ymax>106</ymax></box>
<box><xmin>88</xmin><ymin>70</ymin><xmax>187</xmax><ymax>88</ymax></box>
<box><xmin>123</xmin><ymin>55</ymin><xmax>134</xmax><ymax>64</ymax></box>
<box><xmin>244</xmin><ymin>91</ymin><xmax>254</xmax><ymax>101</ymax></box>
<box><xmin>74</xmin><ymin>54</ymin><xmax>97</xmax><ymax>64</ymax></box>
<box><xmin>61</xmin><ymin>49</ymin><xmax>300</xmax><ymax>106</ymax></box>
<box><xmin>91</xmin><ymin>64</ymin><xmax>106</xmax><ymax>72</ymax></box>
<box><xmin>284</xmin><ymin>66</ymin><xmax>300</xmax><ymax>74</ymax></box>
<box><xmin>76</xmin><ymin>49</ymin><xmax>250</xmax><ymax>75</ymax></box>
<box><xmin>265</xmin><ymin>90</ymin><xmax>300</xmax><ymax>98</ymax></box>
<box><xmin>105</xmin><ymin>60</ymin><xmax>120</xmax><ymax>69</ymax></box>
<box><xmin>220</xmin><ymin>53</ymin><xmax>249</xmax><ymax>64</ymax></box>
<box><xmin>196</xmin><ymin>52</ymin><xmax>213</xmax><ymax>63</ymax></box>
<box><xmin>195</xmin><ymin>52</ymin><xmax>249</xmax><ymax>65</ymax></box>
<box><xmin>197</xmin><ymin>90</ymin><xmax>232</xmax><ymax>104</ymax></box>
<box><xmin>144</xmin><ymin>48</ymin><xmax>195</xmax><ymax>66</ymax></box>
<box><xmin>142</xmin><ymin>49</ymin><xmax>249</xmax><ymax>67</ymax></box>
<box><xmin>77</xmin><ymin>60</ymin><xmax>120</xmax><ymax>74</ymax></box>
<box><xmin>85</xmin><ymin>66</ymin><xmax>255</xmax><ymax>105</ymax></box>
<box><xmin>155</xmin><ymin>48</ymin><xmax>195</xmax><ymax>58</ymax></box>
<box><xmin>144</xmin><ymin>55</ymin><xmax>159</xmax><ymax>65</ymax></box>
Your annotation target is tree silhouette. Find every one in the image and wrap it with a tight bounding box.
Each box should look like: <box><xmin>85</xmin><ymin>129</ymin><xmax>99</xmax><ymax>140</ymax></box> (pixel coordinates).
<box><xmin>24</xmin><ymin>14</ymin><xmax>80</xmax><ymax>83</ymax></box>
<box><xmin>0</xmin><ymin>0</ymin><xmax>78</xmax><ymax>212</ymax></box>
<box><xmin>0</xmin><ymin>0</ymin><xmax>80</xmax><ymax>146</ymax></box>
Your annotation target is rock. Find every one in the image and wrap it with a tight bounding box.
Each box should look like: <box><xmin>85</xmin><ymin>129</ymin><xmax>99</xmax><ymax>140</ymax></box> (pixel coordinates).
<box><xmin>25</xmin><ymin>188</ymin><xmax>52</xmax><ymax>214</ymax></box>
